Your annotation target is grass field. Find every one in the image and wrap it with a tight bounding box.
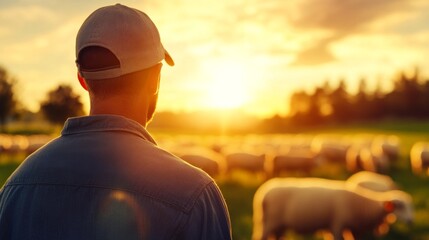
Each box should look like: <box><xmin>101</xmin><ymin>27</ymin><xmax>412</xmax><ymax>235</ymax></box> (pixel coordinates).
<box><xmin>1</xmin><ymin>122</ymin><xmax>429</xmax><ymax>240</ymax></box>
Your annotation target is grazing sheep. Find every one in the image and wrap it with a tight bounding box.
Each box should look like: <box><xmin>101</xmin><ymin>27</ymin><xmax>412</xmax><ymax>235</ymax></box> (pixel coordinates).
<box><xmin>225</xmin><ymin>152</ymin><xmax>266</xmax><ymax>175</ymax></box>
<box><xmin>346</xmin><ymin>171</ymin><xmax>397</xmax><ymax>192</ymax></box>
<box><xmin>179</xmin><ymin>154</ymin><xmax>224</xmax><ymax>177</ymax></box>
<box><xmin>268</xmin><ymin>150</ymin><xmax>323</xmax><ymax>177</ymax></box>
<box><xmin>371</xmin><ymin>135</ymin><xmax>400</xmax><ymax>162</ymax></box>
<box><xmin>1</xmin><ymin>135</ymin><xmax>29</xmax><ymax>154</ymax></box>
<box><xmin>311</xmin><ymin>138</ymin><xmax>350</xmax><ymax>164</ymax></box>
<box><xmin>410</xmin><ymin>142</ymin><xmax>429</xmax><ymax>175</ymax></box>
<box><xmin>25</xmin><ymin>135</ymin><xmax>53</xmax><ymax>155</ymax></box>
<box><xmin>345</xmin><ymin>146</ymin><xmax>366</xmax><ymax>173</ymax></box>
<box><xmin>252</xmin><ymin>178</ymin><xmax>413</xmax><ymax>240</ymax></box>
<box><xmin>173</xmin><ymin>146</ymin><xmax>226</xmax><ymax>176</ymax></box>
<box><xmin>0</xmin><ymin>134</ymin><xmax>12</xmax><ymax>152</ymax></box>
<box><xmin>359</xmin><ymin>148</ymin><xmax>390</xmax><ymax>173</ymax></box>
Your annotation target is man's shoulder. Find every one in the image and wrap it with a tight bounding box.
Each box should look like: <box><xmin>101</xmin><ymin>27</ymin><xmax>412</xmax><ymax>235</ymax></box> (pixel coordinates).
<box><xmin>8</xmin><ymin>136</ymin><xmax>215</xmax><ymax>213</ymax></box>
<box><xmin>141</xmin><ymin>146</ymin><xmax>215</xmax><ymax>209</ymax></box>
<box><xmin>111</xmin><ymin>145</ymin><xmax>216</xmax><ymax>213</ymax></box>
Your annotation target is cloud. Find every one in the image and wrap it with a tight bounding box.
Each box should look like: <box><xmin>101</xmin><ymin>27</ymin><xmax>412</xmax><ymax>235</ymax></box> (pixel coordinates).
<box><xmin>291</xmin><ymin>42</ymin><xmax>335</xmax><ymax>66</ymax></box>
<box><xmin>0</xmin><ymin>5</ymin><xmax>57</xmax><ymax>40</ymax></box>
<box><xmin>290</xmin><ymin>0</ymin><xmax>405</xmax><ymax>31</ymax></box>
<box><xmin>287</xmin><ymin>0</ymin><xmax>421</xmax><ymax>65</ymax></box>
<box><xmin>151</xmin><ymin>0</ymin><xmax>425</xmax><ymax>68</ymax></box>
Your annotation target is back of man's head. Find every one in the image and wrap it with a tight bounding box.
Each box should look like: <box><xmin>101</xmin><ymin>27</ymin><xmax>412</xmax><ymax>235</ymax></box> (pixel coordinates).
<box><xmin>75</xmin><ymin>4</ymin><xmax>173</xmax><ymax>81</ymax></box>
<box><xmin>77</xmin><ymin>46</ymin><xmax>150</xmax><ymax>98</ymax></box>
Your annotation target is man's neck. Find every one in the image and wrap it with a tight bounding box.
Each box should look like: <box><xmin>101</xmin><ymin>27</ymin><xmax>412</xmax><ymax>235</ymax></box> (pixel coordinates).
<box><xmin>89</xmin><ymin>101</ymin><xmax>149</xmax><ymax>127</ymax></box>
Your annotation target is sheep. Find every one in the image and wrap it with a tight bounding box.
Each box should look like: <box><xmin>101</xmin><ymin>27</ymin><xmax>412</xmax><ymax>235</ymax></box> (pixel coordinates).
<box><xmin>410</xmin><ymin>141</ymin><xmax>429</xmax><ymax>175</ymax></box>
<box><xmin>225</xmin><ymin>152</ymin><xmax>266</xmax><ymax>175</ymax></box>
<box><xmin>371</xmin><ymin>135</ymin><xmax>400</xmax><ymax>162</ymax></box>
<box><xmin>0</xmin><ymin>134</ymin><xmax>29</xmax><ymax>154</ymax></box>
<box><xmin>0</xmin><ymin>134</ymin><xmax>12</xmax><ymax>152</ymax></box>
<box><xmin>252</xmin><ymin>178</ymin><xmax>413</xmax><ymax>240</ymax></box>
<box><xmin>25</xmin><ymin>134</ymin><xmax>53</xmax><ymax>155</ymax></box>
<box><xmin>311</xmin><ymin>137</ymin><xmax>350</xmax><ymax>164</ymax></box>
<box><xmin>346</xmin><ymin>171</ymin><xmax>397</xmax><ymax>192</ymax></box>
<box><xmin>267</xmin><ymin>150</ymin><xmax>323</xmax><ymax>177</ymax></box>
<box><xmin>179</xmin><ymin>154</ymin><xmax>224</xmax><ymax>177</ymax></box>
<box><xmin>171</xmin><ymin>145</ymin><xmax>227</xmax><ymax>177</ymax></box>
<box><xmin>359</xmin><ymin>148</ymin><xmax>390</xmax><ymax>173</ymax></box>
<box><xmin>345</xmin><ymin>145</ymin><xmax>365</xmax><ymax>173</ymax></box>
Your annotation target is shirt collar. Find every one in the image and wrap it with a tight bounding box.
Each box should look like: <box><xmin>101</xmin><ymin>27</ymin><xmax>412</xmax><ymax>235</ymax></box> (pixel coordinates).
<box><xmin>61</xmin><ymin>114</ymin><xmax>157</xmax><ymax>145</ymax></box>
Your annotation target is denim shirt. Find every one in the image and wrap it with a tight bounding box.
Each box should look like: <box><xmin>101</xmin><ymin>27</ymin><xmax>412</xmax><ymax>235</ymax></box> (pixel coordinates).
<box><xmin>0</xmin><ymin>115</ymin><xmax>232</xmax><ymax>240</ymax></box>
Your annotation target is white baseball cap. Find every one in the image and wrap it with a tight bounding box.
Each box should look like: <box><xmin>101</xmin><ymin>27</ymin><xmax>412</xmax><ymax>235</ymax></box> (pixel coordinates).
<box><xmin>76</xmin><ymin>4</ymin><xmax>174</xmax><ymax>80</ymax></box>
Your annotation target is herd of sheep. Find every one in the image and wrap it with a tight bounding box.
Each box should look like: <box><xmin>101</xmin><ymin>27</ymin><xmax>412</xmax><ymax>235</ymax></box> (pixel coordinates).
<box><xmin>1</xmin><ymin>133</ymin><xmax>428</xmax><ymax>177</ymax></box>
<box><xmin>156</xmin><ymin>133</ymin><xmax>429</xmax><ymax>179</ymax></box>
<box><xmin>157</xmin><ymin>133</ymin><xmax>425</xmax><ymax>240</ymax></box>
<box><xmin>1</xmin><ymin>133</ymin><xmax>428</xmax><ymax>239</ymax></box>
<box><xmin>0</xmin><ymin>134</ymin><xmax>53</xmax><ymax>158</ymax></box>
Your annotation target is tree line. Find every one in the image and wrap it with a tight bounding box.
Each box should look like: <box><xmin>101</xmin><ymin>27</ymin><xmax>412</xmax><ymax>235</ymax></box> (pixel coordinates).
<box><xmin>288</xmin><ymin>68</ymin><xmax>429</xmax><ymax>126</ymax></box>
<box><xmin>1</xmin><ymin>64</ymin><xmax>428</xmax><ymax>133</ymax></box>
<box><xmin>0</xmin><ymin>65</ymin><xmax>84</xmax><ymax>132</ymax></box>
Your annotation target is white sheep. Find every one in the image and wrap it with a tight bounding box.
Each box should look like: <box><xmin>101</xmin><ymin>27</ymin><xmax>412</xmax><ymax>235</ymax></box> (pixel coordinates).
<box><xmin>252</xmin><ymin>178</ymin><xmax>413</xmax><ymax>240</ymax></box>
<box><xmin>346</xmin><ymin>171</ymin><xmax>397</xmax><ymax>192</ymax></box>
<box><xmin>371</xmin><ymin>135</ymin><xmax>400</xmax><ymax>162</ymax></box>
<box><xmin>179</xmin><ymin>154</ymin><xmax>224</xmax><ymax>177</ymax></box>
<box><xmin>359</xmin><ymin>148</ymin><xmax>390</xmax><ymax>173</ymax></box>
<box><xmin>345</xmin><ymin>145</ymin><xmax>365</xmax><ymax>173</ymax></box>
<box><xmin>410</xmin><ymin>141</ymin><xmax>429</xmax><ymax>175</ymax></box>
<box><xmin>225</xmin><ymin>152</ymin><xmax>266</xmax><ymax>175</ymax></box>
<box><xmin>25</xmin><ymin>134</ymin><xmax>53</xmax><ymax>155</ymax></box>
<box><xmin>268</xmin><ymin>150</ymin><xmax>323</xmax><ymax>177</ymax></box>
<box><xmin>0</xmin><ymin>134</ymin><xmax>29</xmax><ymax>154</ymax></box>
<box><xmin>311</xmin><ymin>138</ymin><xmax>350</xmax><ymax>164</ymax></box>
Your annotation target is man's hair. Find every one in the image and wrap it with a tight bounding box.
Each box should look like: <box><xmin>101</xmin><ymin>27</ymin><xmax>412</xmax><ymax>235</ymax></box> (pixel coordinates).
<box><xmin>78</xmin><ymin>46</ymin><xmax>153</xmax><ymax>99</ymax></box>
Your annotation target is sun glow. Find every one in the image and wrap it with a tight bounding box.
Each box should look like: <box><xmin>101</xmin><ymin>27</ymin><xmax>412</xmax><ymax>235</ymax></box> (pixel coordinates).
<box><xmin>202</xmin><ymin>60</ymin><xmax>250</xmax><ymax>110</ymax></box>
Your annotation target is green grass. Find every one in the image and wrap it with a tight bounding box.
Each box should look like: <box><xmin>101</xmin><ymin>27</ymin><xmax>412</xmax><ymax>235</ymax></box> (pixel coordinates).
<box><xmin>1</xmin><ymin>122</ymin><xmax>429</xmax><ymax>239</ymax></box>
<box><xmin>2</xmin><ymin>120</ymin><xmax>59</xmax><ymax>135</ymax></box>
<box><xmin>218</xmin><ymin>176</ymin><xmax>259</xmax><ymax>240</ymax></box>
<box><xmin>0</xmin><ymin>162</ymin><xmax>20</xmax><ymax>187</ymax></box>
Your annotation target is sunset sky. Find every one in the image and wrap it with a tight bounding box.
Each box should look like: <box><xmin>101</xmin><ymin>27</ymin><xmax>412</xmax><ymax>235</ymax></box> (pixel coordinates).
<box><xmin>0</xmin><ymin>0</ymin><xmax>428</xmax><ymax>118</ymax></box>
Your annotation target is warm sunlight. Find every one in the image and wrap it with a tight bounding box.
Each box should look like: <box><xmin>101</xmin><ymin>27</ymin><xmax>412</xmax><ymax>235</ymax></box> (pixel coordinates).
<box><xmin>202</xmin><ymin>60</ymin><xmax>250</xmax><ymax>110</ymax></box>
<box><xmin>1</xmin><ymin>0</ymin><xmax>428</xmax><ymax>119</ymax></box>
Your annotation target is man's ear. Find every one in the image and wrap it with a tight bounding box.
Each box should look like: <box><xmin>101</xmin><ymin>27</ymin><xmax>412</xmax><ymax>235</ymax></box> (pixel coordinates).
<box><xmin>77</xmin><ymin>71</ymin><xmax>88</xmax><ymax>91</ymax></box>
<box><xmin>147</xmin><ymin>63</ymin><xmax>162</xmax><ymax>95</ymax></box>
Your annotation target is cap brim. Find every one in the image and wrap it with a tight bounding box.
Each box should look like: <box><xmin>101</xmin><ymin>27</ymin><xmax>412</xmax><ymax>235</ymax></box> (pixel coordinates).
<box><xmin>164</xmin><ymin>50</ymin><xmax>174</xmax><ymax>66</ymax></box>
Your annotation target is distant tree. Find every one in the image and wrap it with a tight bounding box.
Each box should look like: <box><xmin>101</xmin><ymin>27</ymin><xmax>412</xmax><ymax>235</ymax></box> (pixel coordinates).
<box><xmin>307</xmin><ymin>87</ymin><xmax>326</xmax><ymax>125</ymax></box>
<box><xmin>289</xmin><ymin>90</ymin><xmax>310</xmax><ymax>117</ymax></box>
<box><xmin>366</xmin><ymin>81</ymin><xmax>387</xmax><ymax>120</ymax></box>
<box><xmin>400</xmin><ymin>69</ymin><xmax>423</xmax><ymax>117</ymax></box>
<box><xmin>329</xmin><ymin>79</ymin><xmax>352</xmax><ymax>122</ymax></box>
<box><xmin>422</xmin><ymin>80</ymin><xmax>429</xmax><ymax>117</ymax></box>
<box><xmin>289</xmin><ymin>80</ymin><xmax>334</xmax><ymax>126</ymax></box>
<box><xmin>353</xmin><ymin>78</ymin><xmax>371</xmax><ymax>120</ymax></box>
<box><xmin>0</xmin><ymin>66</ymin><xmax>17</xmax><ymax>132</ymax></box>
<box><xmin>40</xmin><ymin>84</ymin><xmax>84</xmax><ymax>125</ymax></box>
<box><xmin>289</xmin><ymin>90</ymin><xmax>312</xmax><ymax>125</ymax></box>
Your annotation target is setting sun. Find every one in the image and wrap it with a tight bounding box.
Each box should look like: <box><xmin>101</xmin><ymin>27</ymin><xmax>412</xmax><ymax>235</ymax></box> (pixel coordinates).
<box><xmin>202</xmin><ymin>60</ymin><xmax>250</xmax><ymax>110</ymax></box>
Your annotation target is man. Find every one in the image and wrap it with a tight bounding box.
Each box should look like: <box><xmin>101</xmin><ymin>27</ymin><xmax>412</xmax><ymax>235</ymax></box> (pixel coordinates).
<box><xmin>0</xmin><ymin>4</ymin><xmax>232</xmax><ymax>240</ymax></box>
